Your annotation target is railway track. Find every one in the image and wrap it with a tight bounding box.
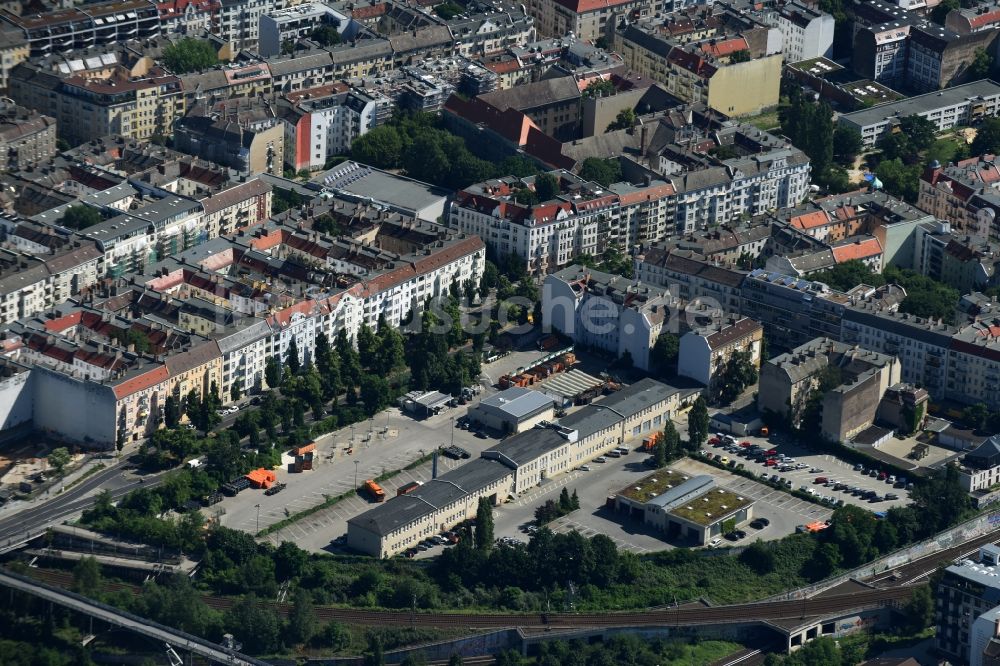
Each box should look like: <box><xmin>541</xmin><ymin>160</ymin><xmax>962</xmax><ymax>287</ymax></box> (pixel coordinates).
<box><xmin>24</xmin><ymin>567</ymin><xmax>915</xmax><ymax>630</ymax></box>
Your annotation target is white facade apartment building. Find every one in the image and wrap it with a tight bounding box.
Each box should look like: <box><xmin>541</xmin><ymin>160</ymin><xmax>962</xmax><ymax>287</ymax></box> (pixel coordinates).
<box><xmin>0</xmin><ymin>242</ymin><xmax>104</xmax><ymax>327</ymax></box>
<box><xmin>258</xmin><ymin>3</ymin><xmax>348</xmax><ymax>57</ymax></box>
<box><xmin>766</xmin><ymin>1</ymin><xmax>836</xmax><ymax>62</ymax></box>
<box><xmin>450</xmin><ymin>175</ymin><xmax>617</xmax><ymax>276</ymax></box>
<box><xmin>281</xmin><ymin>88</ymin><xmax>384</xmax><ymax>171</ymax></box>
<box><xmin>356</xmin><ymin>235</ymin><xmax>486</xmax><ymax>329</ymax></box>
<box><xmin>543</xmin><ymin>265</ymin><xmax>677</xmax><ymax>370</ymax></box>
<box><xmin>219</xmin><ymin>0</ymin><xmax>283</xmax><ymax>50</ymax></box>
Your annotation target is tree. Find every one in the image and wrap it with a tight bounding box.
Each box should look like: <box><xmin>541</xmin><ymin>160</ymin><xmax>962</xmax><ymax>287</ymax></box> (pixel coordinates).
<box><xmin>264</xmin><ymin>356</ymin><xmax>281</xmax><ymax>390</ymax></box>
<box><xmin>363</xmin><ymin>634</ymin><xmax>385</xmax><ymax>666</ymax></box>
<box><xmin>360</xmin><ymin>374</ymin><xmax>391</xmax><ymax>415</ymax></box>
<box><xmin>287</xmin><ymin>588</ymin><xmax>317</xmax><ymax>645</ymax></box>
<box><xmin>931</xmin><ymin>0</ymin><xmax>959</xmax><ymax>23</ymax></box>
<box><xmin>650</xmin><ymin>333</ymin><xmax>679</xmax><ymax>377</ymax></box>
<box><xmin>964</xmin><ymin>402</ymin><xmax>990</xmax><ymax>431</ymax></box>
<box><xmin>780</xmin><ymin>90</ymin><xmax>834</xmax><ymax>173</ymax></box>
<box><xmin>448</xmin><ymin>655</ymin><xmax>464</xmax><ymax>666</ymax></box>
<box><xmin>224</xmin><ymin>596</ymin><xmax>280</xmax><ymax>655</ymax></box>
<box><xmin>47</xmin><ymin>447</ymin><xmax>71</xmax><ymax>477</ymax></box>
<box><xmin>972</xmin><ymin>117</ymin><xmax>1000</xmax><ymax>156</ymax></box>
<box><xmin>716</xmin><ymin>350</ymin><xmax>759</xmax><ymax>405</ymax></box>
<box><xmin>310</xmin><ymin>24</ymin><xmax>342</xmax><ymax>46</ymax></box>
<box><xmin>357</xmin><ymin>323</ymin><xmax>378</xmax><ymax>370</ymax></box>
<box><xmin>653</xmin><ymin>435</ymin><xmax>669</xmax><ymax>468</ymax></box>
<box><xmin>351</xmin><ymin>126</ymin><xmax>405</xmax><ymax>170</ymax></box>
<box><xmin>435</xmin><ymin>1</ymin><xmax>463</xmax><ymax>18</ymax></box>
<box><xmin>833</xmin><ymin>125</ymin><xmax>863</xmax><ymax>166</ymax></box>
<box><xmin>687</xmin><ymin>397</ymin><xmax>710</xmax><ymax>449</ymax></box>
<box><xmin>161</xmin><ymin>38</ymin><xmax>218</xmax><ymax>74</ymax></box>
<box><xmin>494</xmin><ymin>650</ymin><xmax>522</xmax><ymax>666</ymax></box>
<box><xmin>729</xmin><ymin>49</ymin><xmax>752</xmax><ymax>63</ymax></box>
<box><xmin>71</xmin><ymin>556</ymin><xmax>101</xmax><ymax>596</ymax></box>
<box><xmin>533</xmin><ymin>173</ymin><xmax>559</xmax><ymax>202</ymax></box>
<box><xmin>582</xmin><ymin>78</ymin><xmax>615</xmax><ymax>98</ymax></box>
<box><xmin>286</xmin><ymin>338</ymin><xmax>301</xmax><ymax>376</ymax></box>
<box><xmin>606</xmin><ymin>108</ymin><xmax>636</xmax><ymax>132</ymax></box>
<box><xmin>578</xmin><ymin>157</ymin><xmax>622</xmax><ymax>187</ymax></box>
<box><xmin>876</xmin><ymin>158</ymin><xmax>921</xmax><ymax>202</ymax></box>
<box><xmin>739</xmin><ymin>540</ymin><xmax>775</xmax><ymax>574</ymax></box>
<box><xmin>164</xmin><ymin>395</ymin><xmax>180</xmax><ymax>429</ymax></box>
<box><xmin>475</xmin><ymin>497</ymin><xmax>494</xmax><ymax>551</ymax></box>
<box><xmin>811</xmin><ymin>259</ymin><xmax>885</xmax><ymax>291</ymax></box>
<box><xmin>657</xmin><ymin>420</ymin><xmax>681</xmax><ymax>466</ymax></box>
<box><xmin>970</xmin><ymin>47</ymin><xmax>994</xmax><ymax>80</ymax></box>
<box><xmin>903</xmin><ymin>585</ymin><xmax>934</xmax><ymax>633</ymax></box>
<box><xmin>899</xmin><ymin>115</ymin><xmax>938</xmax><ymax>153</ymax></box>
<box><xmin>59</xmin><ymin>205</ymin><xmax>102</xmax><ymax>230</ymax></box>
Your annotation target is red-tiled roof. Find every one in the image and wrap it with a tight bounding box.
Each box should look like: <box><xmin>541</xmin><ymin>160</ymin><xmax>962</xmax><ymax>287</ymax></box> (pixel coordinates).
<box><xmin>44</xmin><ymin>311</ymin><xmax>82</xmax><ymax>332</ymax></box>
<box><xmin>699</xmin><ymin>37</ymin><xmax>748</xmax><ymax>58</ymax></box>
<box><xmin>113</xmin><ymin>366</ymin><xmax>169</xmax><ymax>400</ymax></box>
<box><xmin>832</xmin><ymin>237</ymin><xmax>882</xmax><ymax>262</ymax></box>
<box><xmin>616</xmin><ymin>183</ymin><xmax>676</xmax><ymax>205</ymax></box>
<box><xmin>790</xmin><ymin>210</ymin><xmax>829</xmax><ymax>230</ymax></box>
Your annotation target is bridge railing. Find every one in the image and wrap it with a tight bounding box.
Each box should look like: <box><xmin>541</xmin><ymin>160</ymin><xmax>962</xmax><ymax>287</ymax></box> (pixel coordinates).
<box><xmin>0</xmin><ymin>570</ymin><xmax>271</xmax><ymax>666</ymax></box>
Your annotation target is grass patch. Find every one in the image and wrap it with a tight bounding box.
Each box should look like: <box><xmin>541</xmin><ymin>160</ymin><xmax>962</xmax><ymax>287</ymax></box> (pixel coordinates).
<box><xmin>60</xmin><ymin>463</ymin><xmax>106</xmax><ymax>493</ymax></box>
<box><xmin>744</xmin><ymin>110</ymin><xmax>781</xmax><ymax>131</ymax></box>
<box><xmin>926</xmin><ymin>136</ymin><xmax>968</xmax><ymax>165</ymax></box>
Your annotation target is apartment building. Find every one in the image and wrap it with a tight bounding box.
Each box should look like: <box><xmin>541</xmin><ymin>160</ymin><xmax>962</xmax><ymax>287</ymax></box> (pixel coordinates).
<box><xmin>0</xmin><ymin>0</ymin><xmax>160</xmax><ymax>57</ymax></box>
<box><xmin>758</xmin><ymin>337</ymin><xmax>901</xmax><ymax>443</ymax></box>
<box><xmin>958</xmin><ymin>436</ymin><xmax>1000</xmax><ymax>493</ymax></box>
<box><xmin>279</xmin><ymin>85</ymin><xmax>385</xmax><ymax>171</ymax></box>
<box><xmin>258</xmin><ymin>3</ymin><xmax>348</xmax><ymax>57</ymax></box>
<box><xmin>764</xmin><ymin>0</ymin><xmax>834</xmax><ymax>63</ymax></box>
<box><xmin>919</xmin><ymin>155</ymin><xmax>1000</xmax><ymax>237</ymax></box>
<box><xmin>526</xmin><ymin>0</ymin><xmax>655</xmax><ymax>41</ymax></box>
<box><xmin>174</xmin><ymin>108</ymin><xmax>283</xmax><ymax>175</ymax></box>
<box><xmin>451</xmin><ymin>172</ymin><xmax>617</xmax><ymax>276</ymax></box>
<box><xmin>935</xmin><ymin>546</ymin><xmax>1000</xmax><ymax>665</ymax></box>
<box><xmin>0</xmin><ymin>239</ymin><xmax>103</xmax><ymax>327</ymax></box>
<box><xmin>633</xmin><ymin>248</ymin><xmax>748</xmax><ymax>314</ymax></box>
<box><xmin>9</xmin><ymin>62</ymin><xmax>184</xmax><ymax>145</ymax></box>
<box><xmin>218</xmin><ymin>0</ymin><xmax>281</xmax><ymax>50</ymax></box>
<box><xmin>543</xmin><ymin>265</ymin><xmax>677</xmax><ymax>370</ymax></box>
<box><xmin>446</xmin><ymin>6</ymin><xmax>535</xmax><ymax>57</ymax></box>
<box><xmin>156</xmin><ymin>0</ymin><xmax>220</xmax><ymax>35</ymax></box>
<box><xmin>0</xmin><ymin>99</ymin><xmax>55</xmax><ymax>171</ymax></box>
<box><xmin>614</xmin><ymin>23</ymin><xmax>782</xmax><ymax>117</ymax></box>
<box><xmin>476</xmin><ymin>76</ymin><xmax>581</xmax><ymax>142</ymax></box>
<box><xmin>678</xmin><ymin>316</ymin><xmax>763</xmax><ymax>393</ymax></box>
<box><xmin>0</xmin><ymin>25</ymin><xmax>27</xmax><ymax>90</ymax></box>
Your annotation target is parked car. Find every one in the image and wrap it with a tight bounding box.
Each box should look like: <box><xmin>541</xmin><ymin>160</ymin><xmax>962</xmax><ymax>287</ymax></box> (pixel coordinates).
<box><xmin>707</xmin><ymin>537</ymin><xmax>722</xmax><ymax>548</ymax></box>
<box><xmin>750</xmin><ymin>518</ymin><xmax>770</xmax><ymax>529</ymax></box>
<box><xmin>594</xmin><ymin>456</ymin><xmax>607</xmax><ymax>463</ymax></box>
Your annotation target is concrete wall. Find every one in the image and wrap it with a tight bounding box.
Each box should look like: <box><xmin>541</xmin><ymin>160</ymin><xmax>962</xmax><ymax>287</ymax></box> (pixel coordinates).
<box><xmin>31</xmin><ymin>368</ymin><xmax>117</xmax><ymax>448</ymax></box>
<box><xmin>581</xmin><ymin>88</ymin><xmax>645</xmax><ymax>138</ymax></box>
<box><xmin>677</xmin><ymin>333</ymin><xmax>712</xmax><ymax>386</ymax></box>
<box><xmin>822</xmin><ymin>371</ymin><xmax>883</xmax><ymax>443</ymax></box>
<box><xmin>0</xmin><ymin>370</ymin><xmax>33</xmax><ymax>431</ymax></box>
<box><xmin>706</xmin><ymin>55</ymin><xmax>782</xmax><ymax>117</ymax></box>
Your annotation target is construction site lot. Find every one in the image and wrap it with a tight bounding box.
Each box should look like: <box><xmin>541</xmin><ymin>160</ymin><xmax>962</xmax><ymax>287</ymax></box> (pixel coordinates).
<box><xmin>0</xmin><ymin>438</ymin><xmax>84</xmax><ymax>493</ymax></box>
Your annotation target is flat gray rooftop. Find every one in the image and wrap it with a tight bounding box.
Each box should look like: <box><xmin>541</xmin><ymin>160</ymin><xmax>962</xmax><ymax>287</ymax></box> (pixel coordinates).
<box><xmin>841</xmin><ymin>79</ymin><xmax>1000</xmax><ymax>128</ymax></box>
<box><xmin>478</xmin><ymin>387</ymin><xmax>555</xmax><ymax>419</ymax></box>
<box><xmin>347</xmin><ymin>458</ymin><xmax>511</xmax><ymax>537</ymax></box>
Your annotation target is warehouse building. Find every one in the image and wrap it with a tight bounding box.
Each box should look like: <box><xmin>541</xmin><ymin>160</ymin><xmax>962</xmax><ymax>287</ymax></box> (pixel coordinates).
<box><xmin>348</xmin><ymin>377</ymin><xmax>686</xmax><ymax>557</ymax></box>
<box><xmin>346</xmin><ymin>458</ymin><xmax>514</xmax><ymax>559</ymax></box>
<box><xmin>612</xmin><ymin>470</ymin><xmax>754</xmax><ymax>545</ymax></box>
<box><xmin>467</xmin><ymin>387</ymin><xmax>556</xmax><ymax>434</ymax></box>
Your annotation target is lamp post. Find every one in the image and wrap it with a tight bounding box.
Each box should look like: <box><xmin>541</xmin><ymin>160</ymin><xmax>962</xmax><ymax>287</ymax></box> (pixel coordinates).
<box><xmin>354</xmin><ymin>460</ymin><xmax>360</xmax><ymax>491</ymax></box>
<box><xmin>254</xmin><ymin>503</ymin><xmax>260</xmax><ymax>533</ymax></box>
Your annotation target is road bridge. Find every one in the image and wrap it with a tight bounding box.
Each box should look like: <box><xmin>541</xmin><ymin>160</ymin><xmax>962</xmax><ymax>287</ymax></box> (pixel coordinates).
<box><xmin>0</xmin><ymin>570</ymin><xmax>269</xmax><ymax>666</ymax></box>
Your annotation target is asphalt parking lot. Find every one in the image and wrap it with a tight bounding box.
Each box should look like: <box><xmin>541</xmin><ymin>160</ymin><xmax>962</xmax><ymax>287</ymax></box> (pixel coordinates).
<box><xmin>703</xmin><ymin>433</ymin><xmax>913</xmax><ymax>511</ymax></box>
<box><xmin>216</xmin><ymin>402</ymin><xmax>503</xmax><ymax>548</ymax></box>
